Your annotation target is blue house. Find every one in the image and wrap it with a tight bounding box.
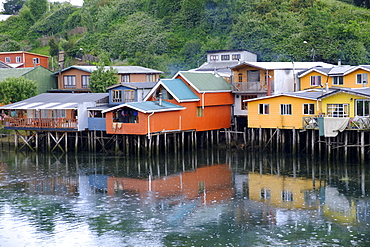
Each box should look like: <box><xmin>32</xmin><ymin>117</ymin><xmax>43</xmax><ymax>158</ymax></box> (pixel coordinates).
<box><xmin>106</xmin><ymin>82</ymin><xmax>157</xmax><ymax>106</ymax></box>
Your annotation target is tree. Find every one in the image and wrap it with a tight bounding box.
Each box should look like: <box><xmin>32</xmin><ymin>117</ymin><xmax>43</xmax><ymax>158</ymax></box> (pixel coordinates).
<box><xmin>2</xmin><ymin>0</ymin><xmax>25</xmax><ymax>14</ymax></box>
<box><xmin>89</xmin><ymin>64</ymin><xmax>118</xmax><ymax>93</ymax></box>
<box><xmin>49</xmin><ymin>39</ymin><xmax>59</xmax><ymax>57</ymax></box>
<box><xmin>0</xmin><ymin>77</ymin><xmax>37</xmax><ymax>104</ymax></box>
<box><xmin>28</xmin><ymin>0</ymin><xmax>47</xmax><ymax>22</ymax></box>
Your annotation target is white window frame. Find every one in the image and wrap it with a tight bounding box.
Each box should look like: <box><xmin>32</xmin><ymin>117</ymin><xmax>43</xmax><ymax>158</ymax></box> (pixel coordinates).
<box><xmin>124</xmin><ymin>90</ymin><xmax>135</xmax><ymax>102</ymax></box>
<box><xmin>332</xmin><ymin>76</ymin><xmax>344</xmax><ymax>85</ymax></box>
<box><xmin>121</xmin><ymin>74</ymin><xmax>130</xmax><ymax>83</ymax></box>
<box><xmin>280</xmin><ymin>104</ymin><xmax>292</xmax><ymax>115</ymax></box>
<box><xmin>282</xmin><ymin>190</ymin><xmax>293</xmax><ymax>202</ymax></box>
<box><xmin>303</xmin><ymin>103</ymin><xmax>314</xmax><ymax>115</ymax></box>
<box><xmin>221</xmin><ymin>55</ymin><xmax>230</xmax><ymax>61</ymax></box>
<box><xmin>209</xmin><ymin>55</ymin><xmax>218</xmax><ymax>61</ymax></box>
<box><xmin>355</xmin><ymin>99</ymin><xmax>370</xmax><ymax>116</ymax></box>
<box><xmin>112</xmin><ymin>90</ymin><xmax>122</xmax><ymax>103</ymax></box>
<box><xmin>81</xmin><ymin>75</ymin><xmax>90</xmax><ymax>88</ymax></box>
<box><xmin>146</xmin><ymin>74</ymin><xmax>156</xmax><ymax>82</ymax></box>
<box><xmin>16</xmin><ymin>56</ymin><xmax>21</xmax><ymax>63</ymax></box>
<box><xmin>310</xmin><ymin>75</ymin><xmax>321</xmax><ymax>86</ymax></box>
<box><xmin>327</xmin><ymin>104</ymin><xmax>349</xmax><ymax>117</ymax></box>
<box><xmin>258</xmin><ymin>104</ymin><xmax>269</xmax><ymax>114</ymax></box>
<box><xmin>63</xmin><ymin>75</ymin><xmax>76</xmax><ymax>88</ymax></box>
<box><xmin>232</xmin><ymin>54</ymin><xmax>241</xmax><ymax>60</ymax></box>
<box><xmin>33</xmin><ymin>57</ymin><xmax>40</xmax><ymax>65</ymax></box>
<box><xmin>356</xmin><ymin>73</ymin><xmax>368</xmax><ymax>85</ymax></box>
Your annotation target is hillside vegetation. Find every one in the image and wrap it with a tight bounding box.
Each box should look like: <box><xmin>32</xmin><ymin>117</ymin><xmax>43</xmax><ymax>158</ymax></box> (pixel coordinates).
<box><xmin>1</xmin><ymin>0</ymin><xmax>370</xmax><ymax>76</ymax></box>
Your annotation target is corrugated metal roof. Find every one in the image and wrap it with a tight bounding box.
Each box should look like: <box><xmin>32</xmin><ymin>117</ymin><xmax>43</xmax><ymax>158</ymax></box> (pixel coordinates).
<box><xmin>234</xmin><ymin>61</ymin><xmax>333</xmax><ymax>70</ymax></box>
<box><xmin>53</xmin><ymin>65</ymin><xmax>164</xmax><ymax>75</ymax></box>
<box><xmin>177</xmin><ymin>71</ymin><xmax>232</xmax><ymax>92</ymax></box>
<box><xmin>0</xmin><ymin>68</ymin><xmax>34</xmax><ymax>80</ymax></box>
<box><xmin>107</xmin><ymin>82</ymin><xmax>157</xmax><ymax>90</ymax></box>
<box><xmin>161</xmin><ymin>79</ymin><xmax>199</xmax><ymax>101</ymax></box>
<box><xmin>0</xmin><ymin>93</ymin><xmax>108</xmax><ymax>110</ymax></box>
<box><xmin>103</xmin><ymin>100</ymin><xmax>185</xmax><ymax>114</ymax></box>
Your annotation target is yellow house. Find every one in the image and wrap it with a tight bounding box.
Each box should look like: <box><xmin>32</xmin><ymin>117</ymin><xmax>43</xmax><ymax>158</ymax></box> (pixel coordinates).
<box><xmin>318</xmin><ymin>87</ymin><xmax>370</xmax><ymax>118</ymax></box>
<box><xmin>299</xmin><ymin>65</ymin><xmax>370</xmax><ymax>90</ymax></box>
<box><xmin>245</xmin><ymin>90</ymin><xmax>323</xmax><ymax>129</ymax></box>
<box><xmin>248</xmin><ymin>173</ymin><xmax>321</xmax><ymax>209</ymax></box>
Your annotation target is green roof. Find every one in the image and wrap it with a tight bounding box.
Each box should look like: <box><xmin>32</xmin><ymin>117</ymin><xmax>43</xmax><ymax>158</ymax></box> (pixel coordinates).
<box><xmin>0</xmin><ymin>68</ymin><xmax>34</xmax><ymax>81</ymax></box>
<box><xmin>178</xmin><ymin>71</ymin><xmax>232</xmax><ymax>92</ymax></box>
<box><xmin>161</xmin><ymin>79</ymin><xmax>199</xmax><ymax>102</ymax></box>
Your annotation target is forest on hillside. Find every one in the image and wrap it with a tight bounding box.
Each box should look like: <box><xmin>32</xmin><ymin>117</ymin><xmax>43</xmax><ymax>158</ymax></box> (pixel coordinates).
<box><xmin>1</xmin><ymin>0</ymin><xmax>370</xmax><ymax>76</ymax></box>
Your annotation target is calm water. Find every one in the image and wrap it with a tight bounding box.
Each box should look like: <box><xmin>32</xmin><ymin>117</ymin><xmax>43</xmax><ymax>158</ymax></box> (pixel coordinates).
<box><xmin>0</xmin><ymin>148</ymin><xmax>369</xmax><ymax>247</ymax></box>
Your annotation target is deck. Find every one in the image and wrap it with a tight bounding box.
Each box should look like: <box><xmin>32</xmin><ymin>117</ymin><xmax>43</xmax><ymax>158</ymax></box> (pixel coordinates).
<box><xmin>3</xmin><ymin>118</ymin><xmax>78</xmax><ymax>130</ymax></box>
<box><xmin>303</xmin><ymin>116</ymin><xmax>370</xmax><ymax>130</ymax></box>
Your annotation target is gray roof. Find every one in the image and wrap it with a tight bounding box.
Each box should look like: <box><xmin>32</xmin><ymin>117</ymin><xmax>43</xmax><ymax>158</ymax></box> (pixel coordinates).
<box><xmin>107</xmin><ymin>82</ymin><xmax>157</xmax><ymax>90</ymax></box>
<box><xmin>196</xmin><ymin>61</ymin><xmax>242</xmax><ymax>71</ymax></box>
<box><xmin>53</xmin><ymin>65</ymin><xmax>164</xmax><ymax>75</ymax></box>
<box><xmin>102</xmin><ymin>100</ymin><xmax>185</xmax><ymax>114</ymax></box>
<box><xmin>233</xmin><ymin>62</ymin><xmax>334</xmax><ymax>70</ymax></box>
<box><xmin>0</xmin><ymin>93</ymin><xmax>108</xmax><ymax>110</ymax></box>
<box><xmin>0</xmin><ymin>61</ymin><xmax>11</xmax><ymax>68</ymax></box>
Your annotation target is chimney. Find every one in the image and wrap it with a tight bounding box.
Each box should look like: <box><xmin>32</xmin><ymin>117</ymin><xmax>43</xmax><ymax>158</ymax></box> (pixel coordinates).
<box><xmin>338</xmin><ymin>59</ymin><xmax>341</xmax><ymax>66</ymax></box>
<box><xmin>158</xmin><ymin>92</ymin><xmax>162</xmax><ymax>106</ymax></box>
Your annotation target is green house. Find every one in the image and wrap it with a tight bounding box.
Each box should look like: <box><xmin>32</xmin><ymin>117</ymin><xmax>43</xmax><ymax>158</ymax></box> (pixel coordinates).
<box><xmin>0</xmin><ymin>66</ymin><xmax>57</xmax><ymax>94</ymax></box>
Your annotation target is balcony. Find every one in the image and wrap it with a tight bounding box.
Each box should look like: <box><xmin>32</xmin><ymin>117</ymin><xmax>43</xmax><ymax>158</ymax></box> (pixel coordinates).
<box><xmin>3</xmin><ymin>118</ymin><xmax>78</xmax><ymax>130</ymax></box>
<box><xmin>303</xmin><ymin>116</ymin><xmax>370</xmax><ymax>131</ymax></box>
<box><xmin>232</xmin><ymin>81</ymin><xmax>272</xmax><ymax>93</ymax></box>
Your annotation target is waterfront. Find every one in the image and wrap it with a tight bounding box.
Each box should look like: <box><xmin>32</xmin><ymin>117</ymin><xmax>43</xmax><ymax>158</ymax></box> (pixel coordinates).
<box><xmin>0</xmin><ymin>148</ymin><xmax>369</xmax><ymax>247</ymax></box>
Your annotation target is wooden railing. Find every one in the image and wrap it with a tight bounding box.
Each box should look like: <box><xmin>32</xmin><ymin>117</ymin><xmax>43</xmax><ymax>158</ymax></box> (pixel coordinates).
<box><xmin>3</xmin><ymin>118</ymin><xmax>78</xmax><ymax>129</ymax></box>
<box><xmin>232</xmin><ymin>81</ymin><xmax>271</xmax><ymax>92</ymax></box>
<box><xmin>303</xmin><ymin>116</ymin><xmax>370</xmax><ymax>130</ymax></box>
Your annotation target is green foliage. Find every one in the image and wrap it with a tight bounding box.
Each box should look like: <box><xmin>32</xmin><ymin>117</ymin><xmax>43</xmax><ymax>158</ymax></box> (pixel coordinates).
<box><xmin>0</xmin><ymin>77</ymin><xmax>37</xmax><ymax>104</ymax></box>
<box><xmin>0</xmin><ymin>40</ymin><xmax>20</xmax><ymax>51</ymax></box>
<box><xmin>28</xmin><ymin>0</ymin><xmax>48</xmax><ymax>22</ymax></box>
<box><xmin>49</xmin><ymin>39</ymin><xmax>59</xmax><ymax>57</ymax></box>
<box><xmin>89</xmin><ymin>64</ymin><xmax>118</xmax><ymax>93</ymax></box>
<box><xmin>2</xmin><ymin>0</ymin><xmax>25</xmax><ymax>14</ymax></box>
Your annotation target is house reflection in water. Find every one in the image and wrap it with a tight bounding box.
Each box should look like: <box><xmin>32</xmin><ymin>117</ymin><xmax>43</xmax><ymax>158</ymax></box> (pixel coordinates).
<box><xmin>106</xmin><ymin>164</ymin><xmax>234</xmax><ymax>205</ymax></box>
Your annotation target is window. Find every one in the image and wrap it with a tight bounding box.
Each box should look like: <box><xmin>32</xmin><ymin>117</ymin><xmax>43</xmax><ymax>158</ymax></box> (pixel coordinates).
<box><xmin>33</xmin><ymin>57</ymin><xmax>40</xmax><ymax>64</ymax></box>
<box><xmin>5</xmin><ymin>57</ymin><xmax>10</xmax><ymax>63</ymax></box>
<box><xmin>41</xmin><ymin>109</ymin><xmax>48</xmax><ymax>118</ymax></box>
<box><xmin>63</xmin><ymin>76</ymin><xmax>76</xmax><ymax>88</ymax></box>
<box><xmin>310</xmin><ymin>75</ymin><xmax>321</xmax><ymax>86</ymax></box>
<box><xmin>210</xmin><ymin>55</ymin><xmax>218</xmax><ymax>61</ymax></box>
<box><xmin>282</xmin><ymin>190</ymin><xmax>293</xmax><ymax>202</ymax></box>
<box><xmin>221</xmin><ymin>55</ymin><xmax>230</xmax><ymax>61</ymax></box>
<box><xmin>52</xmin><ymin>109</ymin><xmax>66</xmax><ymax>118</ymax></box>
<box><xmin>356</xmin><ymin>99</ymin><xmax>370</xmax><ymax>116</ymax></box>
<box><xmin>260</xmin><ymin>188</ymin><xmax>271</xmax><ymax>200</ymax></box>
<box><xmin>112</xmin><ymin>90</ymin><xmax>122</xmax><ymax>103</ymax></box>
<box><xmin>16</xmin><ymin>56</ymin><xmax>21</xmax><ymax>63</ymax></box>
<box><xmin>303</xmin><ymin>103</ymin><xmax>315</xmax><ymax>115</ymax></box>
<box><xmin>332</xmin><ymin>76</ymin><xmax>343</xmax><ymax>85</ymax></box>
<box><xmin>357</xmin><ymin>73</ymin><xmax>368</xmax><ymax>84</ymax></box>
<box><xmin>197</xmin><ymin>107</ymin><xmax>204</xmax><ymax>117</ymax></box>
<box><xmin>124</xmin><ymin>90</ymin><xmax>135</xmax><ymax>102</ymax></box>
<box><xmin>161</xmin><ymin>88</ymin><xmax>173</xmax><ymax>100</ymax></box>
<box><xmin>327</xmin><ymin>104</ymin><xmax>349</xmax><ymax>117</ymax></box>
<box><xmin>121</xmin><ymin>74</ymin><xmax>130</xmax><ymax>83</ymax></box>
<box><xmin>280</xmin><ymin>104</ymin><xmax>292</xmax><ymax>115</ymax></box>
<box><xmin>232</xmin><ymin>54</ymin><xmax>241</xmax><ymax>60</ymax></box>
<box><xmin>258</xmin><ymin>104</ymin><xmax>269</xmax><ymax>114</ymax></box>
<box><xmin>241</xmin><ymin>95</ymin><xmax>257</xmax><ymax>110</ymax></box>
<box><xmin>146</xmin><ymin>74</ymin><xmax>156</xmax><ymax>82</ymax></box>
<box><xmin>116</xmin><ymin>109</ymin><xmax>138</xmax><ymax>123</ymax></box>
<box><xmin>248</xmin><ymin>70</ymin><xmax>260</xmax><ymax>82</ymax></box>
<box><xmin>82</xmin><ymin>75</ymin><xmax>90</xmax><ymax>88</ymax></box>
<box><xmin>238</xmin><ymin>73</ymin><xmax>243</xmax><ymax>82</ymax></box>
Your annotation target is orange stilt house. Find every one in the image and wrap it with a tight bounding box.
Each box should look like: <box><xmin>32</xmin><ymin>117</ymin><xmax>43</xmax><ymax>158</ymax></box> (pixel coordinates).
<box><xmin>102</xmin><ymin>71</ymin><xmax>234</xmax><ymax>136</ymax></box>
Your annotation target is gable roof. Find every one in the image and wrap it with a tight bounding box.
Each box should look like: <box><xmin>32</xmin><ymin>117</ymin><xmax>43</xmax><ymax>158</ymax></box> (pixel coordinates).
<box><xmin>102</xmin><ymin>100</ymin><xmax>185</xmax><ymax>114</ymax></box>
<box><xmin>318</xmin><ymin>87</ymin><xmax>370</xmax><ymax>100</ymax></box>
<box><xmin>175</xmin><ymin>71</ymin><xmax>232</xmax><ymax>93</ymax></box>
<box><xmin>0</xmin><ymin>93</ymin><xmax>108</xmax><ymax>110</ymax></box>
<box><xmin>53</xmin><ymin>65</ymin><xmax>164</xmax><ymax>75</ymax></box>
<box><xmin>297</xmin><ymin>65</ymin><xmax>370</xmax><ymax>78</ymax></box>
<box><xmin>244</xmin><ymin>89</ymin><xmax>334</xmax><ymax>103</ymax></box>
<box><xmin>232</xmin><ymin>62</ymin><xmax>334</xmax><ymax>71</ymax></box>
<box><xmin>107</xmin><ymin>82</ymin><xmax>157</xmax><ymax>90</ymax></box>
<box><xmin>144</xmin><ymin>79</ymin><xmax>199</xmax><ymax>102</ymax></box>
<box><xmin>0</xmin><ymin>67</ymin><xmax>36</xmax><ymax>81</ymax></box>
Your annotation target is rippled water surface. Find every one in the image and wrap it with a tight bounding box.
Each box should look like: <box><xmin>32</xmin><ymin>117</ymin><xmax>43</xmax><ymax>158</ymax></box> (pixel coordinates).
<box><xmin>0</xmin><ymin>148</ymin><xmax>369</xmax><ymax>247</ymax></box>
